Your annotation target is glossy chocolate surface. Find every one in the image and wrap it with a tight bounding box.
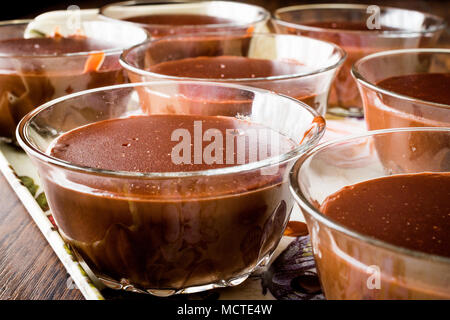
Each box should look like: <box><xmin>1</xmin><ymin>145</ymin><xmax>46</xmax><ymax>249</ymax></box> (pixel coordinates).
<box><xmin>148</xmin><ymin>56</ymin><xmax>308</xmax><ymax>79</ymax></box>
<box><xmin>377</xmin><ymin>73</ymin><xmax>450</xmax><ymax>106</ymax></box>
<box><xmin>321</xmin><ymin>172</ymin><xmax>450</xmax><ymax>258</ymax></box>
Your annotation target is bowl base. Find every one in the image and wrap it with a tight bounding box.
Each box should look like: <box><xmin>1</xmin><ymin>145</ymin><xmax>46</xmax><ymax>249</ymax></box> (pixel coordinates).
<box><xmin>97</xmin><ymin>272</ymin><xmax>252</xmax><ymax>297</ymax></box>
<box><xmin>91</xmin><ymin>250</ymin><xmax>279</xmax><ymax>297</ymax></box>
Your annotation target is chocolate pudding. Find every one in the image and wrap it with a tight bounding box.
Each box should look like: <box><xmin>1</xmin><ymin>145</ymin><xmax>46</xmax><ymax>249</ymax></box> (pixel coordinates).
<box><xmin>321</xmin><ymin>173</ymin><xmax>450</xmax><ymax>258</ymax></box>
<box><xmin>366</xmin><ymin>72</ymin><xmax>450</xmax><ymax>128</ymax></box>
<box><xmin>141</xmin><ymin>56</ymin><xmax>322</xmax><ymax>111</ymax></box>
<box><xmin>0</xmin><ymin>36</ymin><xmax>127</xmax><ymax>139</ymax></box>
<box><xmin>363</xmin><ymin>73</ymin><xmax>450</xmax><ymax>173</ymax></box>
<box><xmin>315</xmin><ymin>172</ymin><xmax>450</xmax><ymax>299</ymax></box>
<box><xmin>149</xmin><ymin>56</ymin><xmax>308</xmax><ymax>79</ymax></box>
<box><xmin>376</xmin><ymin>72</ymin><xmax>450</xmax><ymax>110</ymax></box>
<box><xmin>45</xmin><ymin>114</ymin><xmax>295</xmax><ymax>290</ymax></box>
<box><xmin>122</xmin><ymin>13</ymin><xmax>242</xmax><ymax>37</ymax></box>
<box><xmin>279</xmin><ymin>20</ymin><xmax>413</xmax><ymax>113</ymax></box>
<box><xmin>50</xmin><ymin>114</ymin><xmax>295</xmax><ymax>172</ymax></box>
<box><xmin>303</xmin><ymin>21</ymin><xmax>401</xmax><ymax>112</ymax></box>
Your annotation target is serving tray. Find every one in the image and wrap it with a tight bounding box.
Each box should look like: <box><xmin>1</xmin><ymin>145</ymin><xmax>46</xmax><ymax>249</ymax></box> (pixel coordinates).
<box><xmin>0</xmin><ymin>117</ymin><xmax>365</xmax><ymax>300</ymax></box>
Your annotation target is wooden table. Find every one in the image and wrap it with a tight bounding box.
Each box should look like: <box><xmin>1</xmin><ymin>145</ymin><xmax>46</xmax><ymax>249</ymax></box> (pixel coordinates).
<box><xmin>0</xmin><ymin>0</ymin><xmax>448</xmax><ymax>300</ymax></box>
<box><xmin>0</xmin><ymin>174</ymin><xmax>84</xmax><ymax>300</ymax></box>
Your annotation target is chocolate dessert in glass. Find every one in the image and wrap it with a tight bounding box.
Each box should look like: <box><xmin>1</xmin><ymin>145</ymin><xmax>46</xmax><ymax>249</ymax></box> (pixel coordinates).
<box><xmin>0</xmin><ymin>19</ymin><xmax>147</xmax><ymax>140</ymax></box>
<box><xmin>17</xmin><ymin>81</ymin><xmax>324</xmax><ymax>296</ymax></box>
<box><xmin>120</xmin><ymin>32</ymin><xmax>345</xmax><ymax>116</ymax></box>
<box><xmin>352</xmin><ymin>49</ymin><xmax>450</xmax><ymax>172</ymax></box>
<box><xmin>353</xmin><ymin>48</ymin><xmax>450</xmax><ymax>129</ymax></box>
<box><xmin>272</xmin><ymin>4</ymin><xmax>445</xmax><ymax>117</ymax></box>
<box><xmin>100</xmin><ymin>0</ymin><xmax>270</xmax><ymax>37</ymax></box>
<box><xmin>291</xmin><ymin>127</ymin><xmax>450</xmax><ymax>299</ymax></box>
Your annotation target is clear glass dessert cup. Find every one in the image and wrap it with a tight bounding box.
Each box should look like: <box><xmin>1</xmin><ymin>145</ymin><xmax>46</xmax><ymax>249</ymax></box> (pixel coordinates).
<box><xmin>0</xmin><ymin>19</ymin><xmax>147</xmax><ymax>141</ymax></box>
<box><xmin>352</xmin><ymin>48</ymin><xmax>450</xmax><ymax>130</ymax></box>
<box><xmin>100</xmin><ymin>0</ymin><xmax>270</xmax><ymax>37</ymax></box>
<box><xmin>17</xmin><ymin>81</ymin><xmax>325</xmax><ymax>296</ymax></box>
<box><xmin>272</xmin><ymin>4</ymin><xmax>446</xmax><ymax>118</ymax></box>
<box><xmin>290</xmin><ymin>127</ymin><xmax>450</xmax><ymax>300</ymax></box>
<box><xmin>120</xmin><ymin>32</ymin><xmax>346</xmax><ymax>116</ymax></box>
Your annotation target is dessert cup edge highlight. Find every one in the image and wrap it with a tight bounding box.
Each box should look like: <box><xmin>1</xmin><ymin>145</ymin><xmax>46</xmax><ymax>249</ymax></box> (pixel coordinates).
<box><xmin>273</xmin><ymin>4</ymin><xmax>446</xmax><ymax>35</ymax></box>
<box><xmin>290</xmin><ymin>127</ymin><xmax>450</xmax><ymax>299</ymax></box>
<box><xmin>17</xmin><ymin>81</ymin><xmax>325</xmax><ymax>296</ymax></box>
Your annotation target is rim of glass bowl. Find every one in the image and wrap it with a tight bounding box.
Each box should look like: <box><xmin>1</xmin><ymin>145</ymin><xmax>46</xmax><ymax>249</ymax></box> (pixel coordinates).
<box><xmin>352</xmin><ymin>48</ymin><xmax>450</xmax><ymax>111</ymax></box>
<box><xmin>100</xmin><ymin>0</ymin><xmax>270</xmax><ymax>31</ymax></box>
<box><xmin>0</xmin><ymin>19</ymin><xmax>149</xmax><ymax>59</ymax></box>
<box><xmin>273</xmin><ymin>3</ymin><xmax>446</xmax><ymax>36</ymax></box>
<box><xmin>289</xmin><ymin>126</ymin><xmax>450</xmax><ymax>264</ymax></box>
<box><xmin>17</xmin><ymin>81</ymin><xmax>325</xmax><ymax>179</ymax></box>
<box><xmin>119</xmin><ymin>32</ymin><xmax>347</xmax><ymax>83</ymax></box>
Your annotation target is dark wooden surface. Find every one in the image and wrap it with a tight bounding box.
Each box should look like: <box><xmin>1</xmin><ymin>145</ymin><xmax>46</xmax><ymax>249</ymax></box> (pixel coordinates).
<box><xmin>0</xmin><ymin>0</ymin><xmax>448</xmax><ymax>300</ymax></box>
<box><xmin>0</xmin><ymin>174</ymin><xmax>84</xmax><ymax>300</ymax></box>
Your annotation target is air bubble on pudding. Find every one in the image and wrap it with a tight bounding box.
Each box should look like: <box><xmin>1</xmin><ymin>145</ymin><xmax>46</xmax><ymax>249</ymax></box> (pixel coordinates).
<box><xmin>7</xmin><ymin>92</ymin><xmax>18</xmax><ymax>103</ymax></box>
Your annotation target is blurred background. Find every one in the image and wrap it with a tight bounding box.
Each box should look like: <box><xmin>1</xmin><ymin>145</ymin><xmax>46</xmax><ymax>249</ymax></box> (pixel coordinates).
<box><xmin>3</xmin><ymin>0</ymin><xmax>448</xmax><ymax>21</ymax></box>
<box><xmin>1</xmin><ymin>0</ymin><xmax>449</xmax><ymax>44</ymax></box>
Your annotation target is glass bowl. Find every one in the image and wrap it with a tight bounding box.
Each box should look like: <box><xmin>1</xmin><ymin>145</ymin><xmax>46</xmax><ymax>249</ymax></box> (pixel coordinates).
<box><xmin>17</xmin><ymin>81</ymin><xmax>325</xmax><ymax>296</ymax></box>
<box><xmin>0</xmin><ymin>19</ymin><xmax>147</xmax><ymax>140</ymax></box>
<box><xmin>120</xmin><ymin>32</ymin><xmax>346</xmax><ymax>115</ymax></box>
<box><xmin>272</xmin><ymin>4</ymin><xmax>446</xmax><ymax>117</ymax></box>
<box><xmin>352</xmin><ymin>48</ymin><xmax>450</xmax><ymax>130</ymax></box>
<box><xmin>100</xmin><ymin>0</ymin><xmax>270</xmax><ymax>37</ymax></box>
<box><xmin>290</xmin><ymin>127</ymin><xmax>450</xmax><ymax>299</ymax></box>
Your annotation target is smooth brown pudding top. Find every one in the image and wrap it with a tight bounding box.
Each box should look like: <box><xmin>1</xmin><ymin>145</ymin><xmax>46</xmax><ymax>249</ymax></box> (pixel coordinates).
<box><xmin>320</xmin><ymin>173</ymin><xmax>450</xmax><ymax>258</ymax></box>
<box><xmin>302</xmin><ymin>21</ymin><xmax>401</xmax><ymax>31</ymax></box>
<box><xmin>0</xmin><ymin>36</ymin><xmax>120</xmax><ymax>56</ymax></box>
<box><xmin>50</xmin><ymin>114</ymin><xmax>295</xmax><ymax>173</ymax></box>
<box><xmin>377</xmin><ymin>73</ymin><xmax>450</xmax><ymax>106</ymax></box>
<box><xmin>124</xmin><ymin>14</ymin><xmax>234</xmax><ymax>26</ymax></box>
<box><xmin>148</xmin><ymin>56</ymin><xmax>308</xmax><ymax>79</ymax></box>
